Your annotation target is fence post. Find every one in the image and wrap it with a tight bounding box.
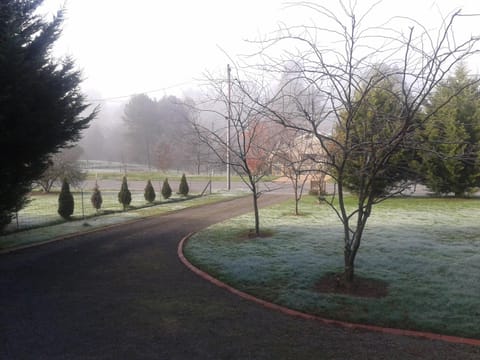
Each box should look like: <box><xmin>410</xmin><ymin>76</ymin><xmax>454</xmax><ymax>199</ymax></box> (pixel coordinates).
<box><xmin>81</xmin><ymin>189</ymin><xmax>85</xmax><ymax>220</ymax></box>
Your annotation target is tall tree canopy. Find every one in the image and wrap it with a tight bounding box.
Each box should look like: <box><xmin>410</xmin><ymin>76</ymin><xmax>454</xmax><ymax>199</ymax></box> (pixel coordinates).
<box><xmin>123</xmin><ymin>94</ymin><xmax>192</xmax><ymax>169</ymax></box>
<box><xmin>0</xmin><ymin>0</ymin><xmax>96</xmax><ymax>229</ymax></box>
<box><xmin>123</xmin><ymin>94</ymin><xmax>159</xmax><ymax>167</ymax></box>
<box><xmin>420</xmin><ymin>65</ymin><xmax>480</xmax><ymax>196</ymax></box>
<box><xmin>334</xmin><ymin>70</ymin><xmax>420</xmax><ymax>198</ymax></box>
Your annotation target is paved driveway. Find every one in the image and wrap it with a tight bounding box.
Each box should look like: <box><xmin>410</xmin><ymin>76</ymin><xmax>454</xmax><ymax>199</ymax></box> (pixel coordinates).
<box><xmin>1</xmin><ymin>194</ymin><xmax>478</xmax><ymax>359</ymax></box>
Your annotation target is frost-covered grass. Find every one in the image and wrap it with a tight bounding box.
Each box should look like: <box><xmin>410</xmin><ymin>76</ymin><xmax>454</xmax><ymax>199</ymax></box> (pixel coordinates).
<box><xmin>9</xmin><ymin>190</ymin><xmax>186</xmax><ymax>230</ymax></box>
<box><xmin>0</xmin><ymin>191</ymin><xmax>247</xmax><ymax>252</ymax></box>
<box><xmin>86</xmin><ymin>172</ymin><xmax>279</xmax><ymax>182</ymax></box>
<box><xmin>184</xmin><ymin>195</ymin><xmax>480</xmax><ymax>339</ymax></box>
<box><xmin>86</xmin><ymin>171</ymin><xmax>212</xmax><ymax>182</ymax></box>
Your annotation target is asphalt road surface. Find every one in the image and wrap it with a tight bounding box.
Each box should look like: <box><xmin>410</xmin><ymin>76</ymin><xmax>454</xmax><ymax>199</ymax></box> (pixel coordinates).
<box><xmin>1</xmin><ymin>194</ymin><xmax>479</xmax><ymax>359</ymax></box>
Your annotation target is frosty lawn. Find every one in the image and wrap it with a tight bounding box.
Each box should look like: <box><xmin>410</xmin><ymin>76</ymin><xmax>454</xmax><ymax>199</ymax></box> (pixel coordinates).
<box><xmin>0</xmin><ymin>191</ymin><xmax>246</xmax><ymax>252</ymax></box>
<box><xmin>184</xmin><ymin>195</ymin><xmax>480</xmax><ymax>339</ymax></box>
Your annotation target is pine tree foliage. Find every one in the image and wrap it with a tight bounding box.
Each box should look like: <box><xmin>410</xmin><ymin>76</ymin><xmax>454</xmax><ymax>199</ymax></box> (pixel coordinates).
<box><xmin>118</xmin><ymin>176</ymin><xmax>132</xmax><ymax>210</ymax></box>
<box><xmin>58</xmin><ymin>178</ymin><xmax>74</xmax><ymax>219</ymax></box>
<box><xmin>144</xmin><ymin>179</ymin><xmax>156</xmax><ymax>203</ymax></box>
<box><xmin>420</xmin><ymin>65</ymin><xmax>480</xmax><ymax>196</ymax></box>
<box><xmin>334</xmin><ymin>71</ymin><xmax>420</xmax><ymax>197</ymax></box>
<box><xmin>178</xmin><ymin>174</ymin><xmax>189</xmax><ymax>196</ymax></box>
<box><xmin>123</xmin><ymin>94</ymin><xmax>192</xmax><ymax>168</ymax></box>
<box><xmin>0</xmin><ymin>1</ymin><xmax>96</xmax><ymax>228</ymax></box>
<box><xmin>161</xmin><ymin>178</ymin><xmax>172</xmax><ymax>199</ymax></box>
<box><xmin>90</xmin><ymin>182</ymin><xmax>103</xmax><ymax>212</ymax></box>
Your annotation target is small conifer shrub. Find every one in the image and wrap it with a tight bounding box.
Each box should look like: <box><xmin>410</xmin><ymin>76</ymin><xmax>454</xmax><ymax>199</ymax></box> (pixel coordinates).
<box><xmin>179</xmin><ymin>173</ymin><xmax>189</xmax><ymax>196</ymax></box>
<box><xmin>144</xmin><ymin>179</ymin><xmax>156</xmax><ymax>203</ymax></box>
<box><xmin>161</xmin><ymin>178</ymin><xmax>172</xmax><ymax>199</ymax></box>
<box><xmin>91</xmin><ymin>182</ymin><xmax>103</xmax><ymax>212</ymax></box>
<box><xmin>58</xmin><ymin>178</ymin><xmax>74</xmax><ymax>219</ymax></box>
<box><xmin>118</xmin><ymin>176</ymin><xmax>132</xmax><ymax>210</ymax></box>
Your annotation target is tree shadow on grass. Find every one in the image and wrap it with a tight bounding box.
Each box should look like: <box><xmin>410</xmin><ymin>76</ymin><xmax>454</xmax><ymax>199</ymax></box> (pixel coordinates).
<box><xmin>236</xmin><ymin>228</ymin><xmax>276</xmax><ymax>241</ymax></box>
<box><xmin>315</xmin><ymin>272</ymin><xmax>389</xmax><ymax>298</ymax></box>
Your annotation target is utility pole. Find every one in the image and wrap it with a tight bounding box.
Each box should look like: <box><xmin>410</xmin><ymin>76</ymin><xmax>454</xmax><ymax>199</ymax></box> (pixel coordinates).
<box><xmin>227</xmin><ymin>64</ymin><xmax>232</xmax><ymax>191</ymax></box>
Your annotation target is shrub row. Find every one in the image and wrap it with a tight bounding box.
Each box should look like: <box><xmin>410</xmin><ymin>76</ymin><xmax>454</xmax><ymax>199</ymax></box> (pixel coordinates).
<box><xmin>57</xmin><ymin>174</ymin><xmax>190</xmax><ymax>219</ymax></box>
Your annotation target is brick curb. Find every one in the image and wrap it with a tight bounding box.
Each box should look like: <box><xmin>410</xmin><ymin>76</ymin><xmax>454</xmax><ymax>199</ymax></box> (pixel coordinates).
<box><xmin>178</xmin><ymin>233</ymin><xmax>480</xmax><ymax>347</ymax></box>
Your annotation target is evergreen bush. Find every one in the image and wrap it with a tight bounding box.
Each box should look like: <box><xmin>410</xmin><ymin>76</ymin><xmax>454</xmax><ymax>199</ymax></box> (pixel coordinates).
<box><xmin>91</xmin><ymin>182</ymin><xmax>103</xmax><ymax>212</ymax></box>
<box><xmin>179</xmin><ymin>173</ymin><xmax>189</xmax><ymax>196</ymax></box>
<box><xmin>58</xmin><ymin>178</ymin><xmax>74</xmax><ymax>219</ymax></box>
<box><xmin>144</xmin><ymin>179</ymin><xmax>156</xmax><ymax>203</ymax></box>
<box><xmin>118</xmin><ymin>176</ymin><xmax>132</xmax><ymax>210</ymax></box>
<box><xmin>161</xmin><ymin>178</ymin><xmax>172</xmax><ymax>199</ymax></box>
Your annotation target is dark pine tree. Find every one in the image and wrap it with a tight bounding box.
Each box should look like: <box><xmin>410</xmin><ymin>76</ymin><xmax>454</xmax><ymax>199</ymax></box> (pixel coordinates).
<box><xmin>178</xmin><ymin>174</ymin><xmax>189</xmax><ymax>196</ymax></box>
<box><xmin>118</xmin><ymin>176</ymin><xmax>132</xmax><ymax>211</ymax></box>
<box><xmin>58</xmin><ymin>178</ymin><xmax>74</xmax><ymax>219</ymax></box>
<box><xmin>161</xmin><ymin>178</ymin><xmax>172</xmax><ymax>199</ymax></box>
<box><xmin>144</xmin><ymin>179</ymin><xmax>156</xmax><ymax>203</ymax></box>
<box><xmin>90</xmin><ymin>182</ymin><xmax>103</xmax><ymax>213</ymax></box>
<box><xmin>420</xmin><ymin>65</ymin><xmax>480</xmax><ymax>196</ymax></box>
<box><xmin>0</xmin><ymin>1</ymin><xmax>96</xmax><ymax>229</ymax></box>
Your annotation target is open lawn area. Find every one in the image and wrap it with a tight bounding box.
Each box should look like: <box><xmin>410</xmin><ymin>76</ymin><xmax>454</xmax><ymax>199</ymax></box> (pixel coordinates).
<box><xmin>184</xmin><ymin>195</ymin><xmax>480</xmax><ymax>339</ymax></box>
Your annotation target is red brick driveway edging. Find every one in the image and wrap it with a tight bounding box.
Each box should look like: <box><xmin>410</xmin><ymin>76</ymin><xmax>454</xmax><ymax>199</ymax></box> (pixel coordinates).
<box><xmin>178</xmin><ymin>233</ymin><xmax>480</xmax><ymax>347</ymax></box>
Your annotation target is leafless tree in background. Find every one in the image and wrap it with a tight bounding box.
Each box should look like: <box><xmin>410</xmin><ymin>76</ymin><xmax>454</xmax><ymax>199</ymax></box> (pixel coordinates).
<box><xmin>272</xmin><ymin>129</ymin><xmax>326</xmax><ymax>215</ymax></box>
<box><xmin>36</xmin><ymin>147</ymin><xmax>87</xmax><ymax>192</ymax></box>
<box><xmin>193</xmin><ymin>72</ymin><xmax>279</xmax><ymax>236</ymax></box>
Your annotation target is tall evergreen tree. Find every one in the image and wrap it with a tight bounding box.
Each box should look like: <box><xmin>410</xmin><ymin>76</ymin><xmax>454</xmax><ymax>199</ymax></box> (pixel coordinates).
<box><xmin>123</xmin><ymin>94</ymin><xmax>159</xmax><ymax>167</ymax></box>
<box><xmin>118</xmin><ymin>176</ymin><xmax>132</xmax><ymax>210</ymax></box>
<box><xmin>334</xmin><ymin>71</ymin><xmax>420</xmax><ymax>197</ymax></box>
<box><xmin>178</xmin><ymin>173</ymin><xmax>189</xmax><ymax>196</ymax></box>
<box><xmin>58</xmin><ymin>178</ymin><xmax>74</xmax><ymax>219</ymax></box>
<box><xmin>0</xmin><ymin>1</ymin><xmax>96</xmax><ymax>229</ymax></box>
<box><xmin>144</xmin><ymin>179</ymin><xmax>156</xmax><ymax>203</ymax></box>
<box><xmin>421</xmin><ymin>65</ymin><xmax>480</xmax><ymax>196</ymax></box>
<box><xmin>123</xmin><ymin>94</ymin><xmax>193</xmax><ymax>169</ymax></box>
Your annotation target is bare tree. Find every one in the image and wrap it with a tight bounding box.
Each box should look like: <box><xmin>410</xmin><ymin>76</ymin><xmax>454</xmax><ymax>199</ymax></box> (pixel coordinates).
<box><xmin>194</xmin><ymin>72</ymin><xmax>277</xmax><ymax>236</ymax></box>
<box><xmin>242</xmin><ymin>2</ymin><xmax>480</xmax><ymax>282</ymax></box>
<box><xmin>36</xmin><ymin>147</ymin><xmax>86</xmax><ymax>192</ymax></box>
<box><xmin>272</xmin><ymin>129</ymin><xmax>325</xmax><ymax>215</ymax></box>
<box><xmin>155</xmin><ymin>141</ymin><xmax>175</xmax><ymax>172</ymax></box>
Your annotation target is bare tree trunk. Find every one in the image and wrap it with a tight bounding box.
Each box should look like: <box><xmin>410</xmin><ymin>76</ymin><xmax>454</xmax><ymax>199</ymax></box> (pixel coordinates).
<box><xmin>343</xmin><ymin>200</ymin><xmax>371</xmax><ymax>283</ymax></box>
<box><xmin>344</xmin><ymin>248</ymin><xmax>355</xmax><ymax>282</ymax></box>
<box><xmin>343</xmin><ymin>232</ymin><xmax>361</xmax><ymax>283</ymax></box>
<box><xmin>294</xmin><ymin>176</ymin><xmax>299</xmax><ymax>215</ymax></box>
<box><xmin>252</xmin><ymin>190</ymin><xmax>260</xmax><ymax>236</ymax></box>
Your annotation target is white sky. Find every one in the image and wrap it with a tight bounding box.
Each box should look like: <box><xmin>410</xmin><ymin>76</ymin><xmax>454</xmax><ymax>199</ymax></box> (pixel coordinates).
<box><xmin>40</xmin><ymin>0</ymin><xmax>480</xmax><ymax>101</ymax></box>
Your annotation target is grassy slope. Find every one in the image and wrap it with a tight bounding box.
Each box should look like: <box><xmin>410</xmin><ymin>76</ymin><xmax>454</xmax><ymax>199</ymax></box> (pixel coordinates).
<box><xmin>184</xmin><ymin>195</ymin><xmax>480</xmax><ymax>338</ymax></box>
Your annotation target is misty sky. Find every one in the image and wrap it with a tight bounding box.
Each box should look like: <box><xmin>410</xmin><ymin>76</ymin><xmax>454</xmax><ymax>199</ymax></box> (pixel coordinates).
<box><xmin>40</xmin><ymin>0</ymin><xmax>479</xmax><ymax>102</ymax></box>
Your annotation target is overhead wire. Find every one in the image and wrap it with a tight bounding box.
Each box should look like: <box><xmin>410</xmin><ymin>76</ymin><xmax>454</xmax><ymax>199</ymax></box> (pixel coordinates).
<box><xmin>88</xmin><ymin>80</ymin><xmax>197</xmax><ymax>103</ymax></box>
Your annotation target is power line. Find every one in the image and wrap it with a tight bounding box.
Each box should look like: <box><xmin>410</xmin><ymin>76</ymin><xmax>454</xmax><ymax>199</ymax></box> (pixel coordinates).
<box><xmin>88</xmin><ymin>80</ymin><xmax>196</xmax><ymax>103</ymax></box>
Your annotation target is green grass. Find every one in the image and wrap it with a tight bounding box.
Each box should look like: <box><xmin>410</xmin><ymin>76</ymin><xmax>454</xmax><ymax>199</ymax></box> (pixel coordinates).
<box><xmin>0</xmin><ymin>191</ymin><xmax>247</xmax><ymax>252</ymax></box>
<box><xmin>86</xmin><ymin>171</ymin><xmax>213</xmax><ymax>182</ymax></box>
<box><xmin>11</xmin><ymin>190</ymin><xmax>185</xmax><ymax>229</ymax></box>
<box><xmin>184</xmin><ymin>195</ymin><xmax>480</xmax><ymax>339</ymax></box>
<box><xmin>85</xmin><ymin>171</ymin><xmax>280</xmax><ymax>183</ymax></box>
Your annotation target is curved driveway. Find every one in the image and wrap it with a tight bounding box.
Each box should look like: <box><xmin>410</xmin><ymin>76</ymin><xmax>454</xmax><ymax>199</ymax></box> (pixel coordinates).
<box><xmin>1</xmin><ymin>194</ymin><xmax>478</xmax><ymax>359</ymax></box>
